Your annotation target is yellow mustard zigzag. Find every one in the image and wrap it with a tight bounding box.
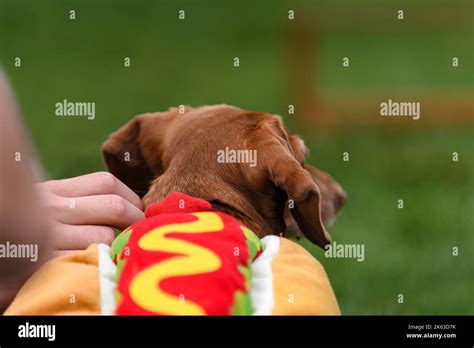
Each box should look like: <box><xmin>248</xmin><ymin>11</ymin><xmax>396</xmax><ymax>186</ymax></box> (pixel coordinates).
<box><xmin>129</xmin><ymin>212</ymin><xmax>224</xmax><ymax>315</ymax></box>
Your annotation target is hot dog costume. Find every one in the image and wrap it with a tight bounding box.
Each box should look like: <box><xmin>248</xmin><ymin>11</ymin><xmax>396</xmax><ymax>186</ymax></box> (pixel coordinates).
<box><xmin>6</xmin><ymin>193</ymin><xmax>340</xmax><ymax>315</ymax></box>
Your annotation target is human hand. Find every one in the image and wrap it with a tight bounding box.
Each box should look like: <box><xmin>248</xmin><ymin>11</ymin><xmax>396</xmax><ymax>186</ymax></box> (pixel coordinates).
<box><xmin>37</xmin><ymin>171</ymin><xmax>144</xmax><ymax>258</ymax></box>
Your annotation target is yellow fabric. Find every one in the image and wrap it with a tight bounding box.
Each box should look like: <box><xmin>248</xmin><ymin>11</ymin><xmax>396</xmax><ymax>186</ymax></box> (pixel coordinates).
<box><xmin>5</xmin><ymin>244</ymin><xmax>101</xmax><ymax>315</ymax></box>
<box><xmin>271</xmin><ymin>238</ymin><xmax>340</xmax><ymax>315</ymax></box>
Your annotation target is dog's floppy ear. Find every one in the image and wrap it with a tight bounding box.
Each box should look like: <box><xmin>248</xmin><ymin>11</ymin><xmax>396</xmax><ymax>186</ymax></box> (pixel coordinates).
<box><xmin>101</xmin><ymin>112</ymin><xmax>172</xmax><ymax>197</ymax></box>
<box><xmin>261</xmin><ymin>118</ymin><xmax>331</xmax><ymax>248</ymax></box>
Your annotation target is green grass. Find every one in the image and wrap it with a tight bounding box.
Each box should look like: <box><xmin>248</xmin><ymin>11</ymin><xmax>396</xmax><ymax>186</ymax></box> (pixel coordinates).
<box><xmin>298</xmin><ymin>128</ymin><xmax>474</xmax><ymax>314</ymax></box>
<box><xmin>0</xmin><ymin>0</ymin><xmax>472</xmax><ymax>314</ymax></box>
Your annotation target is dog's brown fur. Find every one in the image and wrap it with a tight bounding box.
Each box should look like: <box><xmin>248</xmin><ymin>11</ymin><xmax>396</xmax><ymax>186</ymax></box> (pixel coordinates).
<box><xmin>285</xmin><ymin>164</ymin><xmax>346</xmax><ymax>239</ymax></box>
<box><xmin>101</xmin><ymin>105</ymin><xmax>346</xmax><ymax>248</ymax></box>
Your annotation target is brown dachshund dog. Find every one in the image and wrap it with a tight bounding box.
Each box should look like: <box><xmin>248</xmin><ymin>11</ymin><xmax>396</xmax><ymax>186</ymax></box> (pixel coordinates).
<box><xmin>101</xmin><ymin>105</ymin><xmax>346</xmax><ymax>249</ymax></box>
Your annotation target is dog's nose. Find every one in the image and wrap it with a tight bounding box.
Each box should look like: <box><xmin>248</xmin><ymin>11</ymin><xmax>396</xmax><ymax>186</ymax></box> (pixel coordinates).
<box><xmin>335</xmin><ymin>190</ymin><xmax>347</xmax><ymax>210</ymax></box>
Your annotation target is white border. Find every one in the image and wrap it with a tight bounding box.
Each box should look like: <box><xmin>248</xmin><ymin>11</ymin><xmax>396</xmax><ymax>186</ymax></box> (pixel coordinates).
<box><xmin>250</xmin><ymin>235</ymin><xmax>280</xmax><ymax>315</ymax></box>
<box><xmin>98</xmin><ymin>243</ymin><xmax>117</xmax><ymax>315</ymax></box>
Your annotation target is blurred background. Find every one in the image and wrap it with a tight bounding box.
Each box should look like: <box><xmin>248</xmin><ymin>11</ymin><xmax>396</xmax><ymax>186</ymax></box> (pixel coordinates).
<box><xmin>0</xmin><ymin>0</ymin><xmax>473</xmax><ymax>314</ymax></box>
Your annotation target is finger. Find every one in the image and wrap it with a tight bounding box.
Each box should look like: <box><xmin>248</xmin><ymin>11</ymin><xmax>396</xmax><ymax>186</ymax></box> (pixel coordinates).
<box><xmin>51</xmin><ymin>223</ymin><xmax>115</xmax><ymax>250</ymax></box>
<box><xmin>55</xmin><ymin>194</ymin><xmax>144</xmax><ymax>230</ymax></box>
<box><xmin>40</xmin><ymin>172</ymin><xmax>143</xmax><ymax>210</ymax></box>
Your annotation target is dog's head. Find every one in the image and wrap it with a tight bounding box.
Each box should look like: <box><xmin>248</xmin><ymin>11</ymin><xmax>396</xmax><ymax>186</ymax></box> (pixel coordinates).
<box><xmin>101</xmin><ymin>104</ymin><xmax>346</xmax><ymax>248</ymax></box>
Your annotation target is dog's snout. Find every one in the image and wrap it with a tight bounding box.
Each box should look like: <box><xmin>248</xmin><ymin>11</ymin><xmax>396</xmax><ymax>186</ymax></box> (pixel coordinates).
<box><xmin>335</xmin><ymin>190</ymin><xmax>347</xmax><ymax>210</ymax></box>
